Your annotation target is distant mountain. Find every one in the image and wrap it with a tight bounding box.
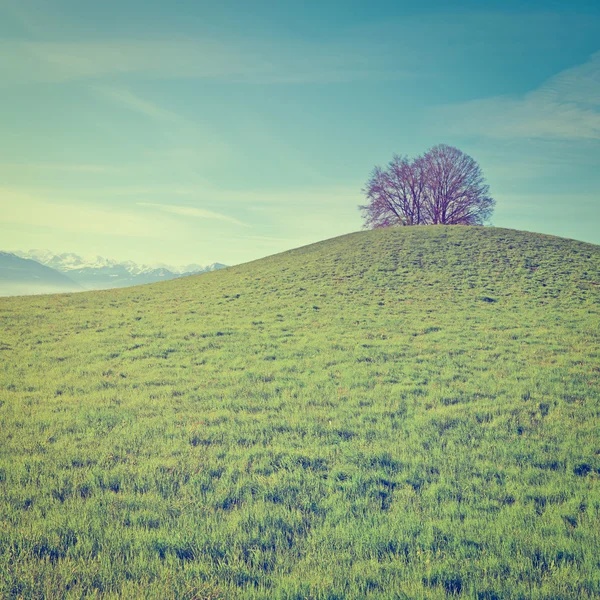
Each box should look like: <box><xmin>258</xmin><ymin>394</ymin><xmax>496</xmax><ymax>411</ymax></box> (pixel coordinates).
<box><xmin>179</xmin><ymin>262</ymin><xmax>228</xmax><ymax>277</ymax></box>
<box><xmin>0</xmin><ymin>252</ymin><xmax>84</xmax><ymax>296</ymax></box>
<box><xmin>11</xmin><ymin>250</ymin><xmax>228</xmax><ymax>291</ymax></box>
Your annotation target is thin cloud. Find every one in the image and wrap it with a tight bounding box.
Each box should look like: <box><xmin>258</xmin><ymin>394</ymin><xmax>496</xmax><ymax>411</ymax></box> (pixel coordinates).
<box><xmin>0</xmin><ymin>162</ymin><xmax>120</xmax><ymax>173</ymax></box>
<box><xmin>0</xmin><ymin>187</ymin><xmax>167</xmax><ymax>238</ymax></box>
<box><xmin>93</xmin><ymin>85</ymin><xmax>184</xmax><ymax>122</ymax></box>
<box><xmin>435</xmin><ymin>52</ymin><xmax>600</xmax><ymax>140</ymax></box>
<box><xmin>91</xmin><ymin>86</ymin><xmax>232</xmax><ymax>163</ymax></box>
<box><xmin>0</xmin><ymin>38</ymin><xmax>410</xmax><ymax>85</ymax></box>
<box><xmin>242</xmin><ymin>235</ymin><xmax>293</xmax><ymax>243</ymax></box>
<box><xmin>137</xmin><ymin>202</ymin><xmax>249</xmax><ymax>227</ymax></box>
<box><xmin>97</xmin><ymin>186</ymin><xmax>199</xmax><ymax>197</ymax></box>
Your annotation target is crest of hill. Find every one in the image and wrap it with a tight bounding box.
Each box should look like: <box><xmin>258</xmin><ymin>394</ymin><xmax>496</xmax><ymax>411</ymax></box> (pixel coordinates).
<box><xmin>3</xmin><ymin>226</ymin><xmax>598</xmax><ymax>309</ymax></box>
<box><xmin>159</xmin><ymin>225</ymin><xmax>600</xmax><ymax>310</ymax></box>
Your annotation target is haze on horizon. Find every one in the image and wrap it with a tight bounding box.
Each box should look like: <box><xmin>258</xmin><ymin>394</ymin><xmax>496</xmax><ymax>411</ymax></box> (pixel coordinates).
<box><xmin>1</xmin><ymin>0</ymin><xmax>599</xmax><ymax>267</ymax></box>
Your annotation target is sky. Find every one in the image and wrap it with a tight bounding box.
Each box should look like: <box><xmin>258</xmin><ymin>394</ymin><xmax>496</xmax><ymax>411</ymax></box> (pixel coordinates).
<box><xmin>1</xmin><ymin>0</ymin><xmax>599</xmax><ymax>267</ymax></box>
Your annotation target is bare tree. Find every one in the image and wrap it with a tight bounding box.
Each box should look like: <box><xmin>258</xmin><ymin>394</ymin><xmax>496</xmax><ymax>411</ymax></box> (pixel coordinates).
<box><xmin>360</xmin><ymin>145</ymin><xmax>495</xmax><ymax>228</ymax></box>
<box><xmin>360</xmin><ymin>155</ymin><xmax>426</xmax><ymax>228</ymax></box>
<box><xmin>421</xmin><ymin>145</ymin><xmax>495</xmax><ymax>225</ymax></box>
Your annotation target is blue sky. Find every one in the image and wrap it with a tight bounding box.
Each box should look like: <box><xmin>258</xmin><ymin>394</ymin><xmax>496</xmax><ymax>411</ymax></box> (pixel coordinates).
<box><xmin>1</xmin><ymin>0</ymin><xmax>599</xmax><ymax>266</ymax></box>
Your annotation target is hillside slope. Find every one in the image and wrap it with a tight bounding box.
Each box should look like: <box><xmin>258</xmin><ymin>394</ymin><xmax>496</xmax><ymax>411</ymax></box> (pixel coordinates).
<box><xmin>0</xmin><ymin>226</ymin><xmax>599</xmax><ymax>599</ymax></box>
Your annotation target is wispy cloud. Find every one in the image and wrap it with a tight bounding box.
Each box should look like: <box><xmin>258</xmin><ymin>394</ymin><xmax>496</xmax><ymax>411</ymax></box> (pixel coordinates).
<box><xmin>137</xmin><ymin>202</ymin><xmax>249</xmax><ymax>227</ymax></box>
<box><xmin>240</xmin><ymin>235</ymin><xmax>293</xmax><ymax>243</ymax></box>
<box><xmin>435</xmin><ymin>52</ymin><xmax>600</xmax><ymax>140</ymax></box>
<box><xmin>0</xmin><ymin>162</ymin><xmax>120</xmax><ymax>173</ymax></box>
<box><xmin>90</xmin><ymin>85</ymin><xmax>233</xmax><ymax>164</ymax></box>
<box><xmin>93</xmin><ymin>85</ymin><xmax>184</xmax><ymax>122</ymax></box>
<box><xmin>0</xmin><ymin>187</ymin><xmax>167</xmax><ymax>237</ymax></box>
<box><xmin>95</xmin><ymin>186</ymin><xmax>199</xmax><ymax>197</ymax></box>
<box><xmin>0</xmin><ymin>38</ymin><xmax>410</xmax><ymax>85</ymax></box>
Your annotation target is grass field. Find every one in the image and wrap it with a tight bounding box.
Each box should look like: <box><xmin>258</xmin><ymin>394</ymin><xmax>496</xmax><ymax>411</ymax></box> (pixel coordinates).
<box><xmin>1</xmin><ymin>225</ymin><xmax>599</xmax><ymax>599</ymax></box>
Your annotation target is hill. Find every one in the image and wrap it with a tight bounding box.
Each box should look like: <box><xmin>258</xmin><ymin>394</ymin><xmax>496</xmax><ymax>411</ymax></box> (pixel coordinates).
<box><xmin>0</xmin><ymin>226</ymin><xmax>599</xmax><ymax>599</ymax></box>
<box><xmin>0</xmin><ymin>252</ymin><xmax>83</xmax><ymax>296</ymax></box>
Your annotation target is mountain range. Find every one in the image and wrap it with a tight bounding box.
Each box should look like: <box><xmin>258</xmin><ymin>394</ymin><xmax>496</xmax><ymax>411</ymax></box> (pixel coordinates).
<box><xmin>0</xmin><ymin>250</ymin><xmax>227</xmax><ymax>296</ymax></box>
<box><xmin>0</xmin><ymin>252</ymin><xmax>84</xmax><ymax>296</ymax></box>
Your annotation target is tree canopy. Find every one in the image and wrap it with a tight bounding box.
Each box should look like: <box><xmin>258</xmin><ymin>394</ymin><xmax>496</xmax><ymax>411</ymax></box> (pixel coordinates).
<box><xmin>360</xmin><ymin>145</ymin><xmax>495</xmax><ymax>228</ymax></box>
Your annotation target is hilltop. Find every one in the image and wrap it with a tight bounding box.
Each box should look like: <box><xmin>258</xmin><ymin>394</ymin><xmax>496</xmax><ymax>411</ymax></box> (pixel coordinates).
<box><xmin>0</xmin><ymin>226</ymin><xmax>599</xmax><ymax>599</ymax></box>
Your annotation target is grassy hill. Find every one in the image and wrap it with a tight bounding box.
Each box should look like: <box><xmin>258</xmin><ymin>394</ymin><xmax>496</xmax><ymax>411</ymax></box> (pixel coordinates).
<box><xmin>1</xmin><ymin>225</ymin><xmax>599</xmax><ymax>599</ymax></box>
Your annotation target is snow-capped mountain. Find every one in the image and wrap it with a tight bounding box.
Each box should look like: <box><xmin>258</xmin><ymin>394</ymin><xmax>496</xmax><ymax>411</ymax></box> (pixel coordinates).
<box><xmin>0</xmin><ymin>252</ymin><xmax>83</xmax><ymax>296</ymax></box>
<box><xmin>12</xmin><ymin>250</ymin><xmax>227</xmax><ymax>291</ymax></box>
<box><xmin>180</xmin><ymin>262</ymin><xmax>228</xmax><ymax>276</ymax></box>
<box><xmin>179</xmin><ymin>263</ymin><xmax>205</xmax><ymax>274</ymax></box>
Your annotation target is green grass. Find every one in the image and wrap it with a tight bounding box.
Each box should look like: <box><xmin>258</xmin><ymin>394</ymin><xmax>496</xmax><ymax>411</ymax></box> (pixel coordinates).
<box><xmin>1</xmin><ymin>225</ymin><xmax>599</xmax><ymax>599</ymax></box>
